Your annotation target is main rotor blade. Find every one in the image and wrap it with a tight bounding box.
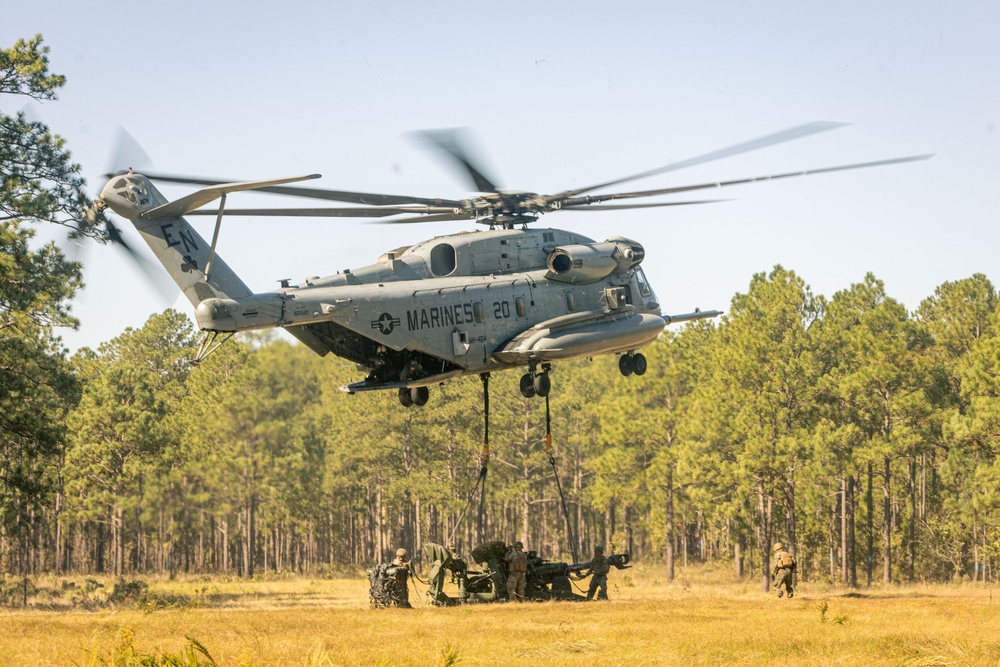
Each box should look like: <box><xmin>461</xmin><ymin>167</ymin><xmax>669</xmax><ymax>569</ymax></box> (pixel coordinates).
<box><xmin>559</xmin><ymin>154</ymin><xmax>935</xmax><ymax>207</ymax></box>
<box><xmin>553</xmin><ymin>121</ymin><xmax>849</xmax><ymax>200</ymax></box>
<box><xmin>561</xmin><ymin>199</ymin><xmax>729</xmax><ymax>211</ymax></box>
<box><xmin>369</xmin><ymin>211</ymin><xmax>478</xmax><ymax>224</ymax></box>
<box><xmin>141</xmin><ymin>172</ymin><xmax>461</xmax><ymax>207</ymax></box>
<box><xmin>185</xmin><ymin>206</ymin><xmax>461</xmax><ymax>218</ymax></box>
<box><xmin>143</xmin><ymin>175</ymin><xmax>322</xmax><ymax>219</ymax></box>
<box><xmin>412</xmin><ymin>128</ymin><xmax>501</xmax><ymax>193</ymax></box>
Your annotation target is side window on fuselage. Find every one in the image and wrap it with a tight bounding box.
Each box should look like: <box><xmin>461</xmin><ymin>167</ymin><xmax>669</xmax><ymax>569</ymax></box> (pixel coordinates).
<box><xmin>430</xmin><ymin>244</ymin><xmax>457</xmax><ymax>276</ymax></box>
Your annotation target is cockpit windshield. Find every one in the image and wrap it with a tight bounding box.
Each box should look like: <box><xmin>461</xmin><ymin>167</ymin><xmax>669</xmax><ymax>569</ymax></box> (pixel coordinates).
<box><xmin>635</xmin><ymin>267</ymin><xmax>652</xmax><ymax>298</ymax></box>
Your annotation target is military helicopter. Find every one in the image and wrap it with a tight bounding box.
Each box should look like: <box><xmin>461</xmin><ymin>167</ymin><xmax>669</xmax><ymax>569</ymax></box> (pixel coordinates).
<box><xmin>93</xmin><ymin>122</ymin><xmax>930</xmax><ymax>407</ymax></box>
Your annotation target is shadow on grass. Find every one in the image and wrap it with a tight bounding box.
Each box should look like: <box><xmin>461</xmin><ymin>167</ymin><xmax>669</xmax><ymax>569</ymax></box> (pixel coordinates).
<box><xmin>833</xmin><ymin>590</ymin><xmax>949</xmax><ymax>599</ymax></box>
<box><xmin>787</xmin><ymin>590</ymin><xmax>955</xmax><ymax>602</ymax></box>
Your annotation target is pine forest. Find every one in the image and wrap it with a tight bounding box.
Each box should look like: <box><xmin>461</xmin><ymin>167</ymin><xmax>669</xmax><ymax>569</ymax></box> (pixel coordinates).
<box><xmin>3</xmin><ymin>36</ymin><xmax>1000</xmax><ymax>595</ymax></box>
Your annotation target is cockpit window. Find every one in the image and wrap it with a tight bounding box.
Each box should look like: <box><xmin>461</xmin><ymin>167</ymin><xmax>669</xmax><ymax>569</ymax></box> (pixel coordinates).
<box><xmin>430</xmin><ymin>244</ymin><xmax>456</xmax><ymax>276</ymax></box>
<box><xmin>635</xmin><ymin>267</ymin><xmax>652</xmax><ymax>298</ymax></box>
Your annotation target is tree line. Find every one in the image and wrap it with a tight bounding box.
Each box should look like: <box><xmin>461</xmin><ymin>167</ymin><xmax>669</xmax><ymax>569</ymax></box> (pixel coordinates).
<box><xmin>3</xmin><ymin>36</ymin><xmax>999</xmax><ymax>592</ymax></box>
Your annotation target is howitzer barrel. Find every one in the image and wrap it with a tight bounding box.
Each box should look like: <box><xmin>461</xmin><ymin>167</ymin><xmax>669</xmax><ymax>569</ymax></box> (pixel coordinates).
<box><xmin>610</xmin><ymin>553</ymin><xmax>631</xmax><ymax>569</ymax></box>
<box><xmin>529</xmin><ymin>562</ymin><xmax>570</xmax><ymax>580</ymax></box>
<box><xmin>569</xmin><ymin>552</ymin><xmax>631</xmax><ymax>573</ymax></box>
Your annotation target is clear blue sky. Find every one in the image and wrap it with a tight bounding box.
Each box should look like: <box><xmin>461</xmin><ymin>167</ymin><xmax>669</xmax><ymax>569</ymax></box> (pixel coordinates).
<box><xmin>5</xmin><ymin>1</ymin><xmax>998</xmax><ymax>353</ymax></box>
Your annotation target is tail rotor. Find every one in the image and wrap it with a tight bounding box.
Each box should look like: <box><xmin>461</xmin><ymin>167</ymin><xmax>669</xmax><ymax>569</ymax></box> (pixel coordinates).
<box><xmin>71</xmin><ymin>128</ymin><xmax>178</xmax><ymax>305</ymax></box>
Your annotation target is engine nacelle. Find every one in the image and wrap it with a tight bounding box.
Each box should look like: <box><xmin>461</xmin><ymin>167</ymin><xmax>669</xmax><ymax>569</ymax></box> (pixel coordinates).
<box><xmin>544</xmin><ymin>237</ymin><xmax>645</xmax><ymax>284</ymax></box>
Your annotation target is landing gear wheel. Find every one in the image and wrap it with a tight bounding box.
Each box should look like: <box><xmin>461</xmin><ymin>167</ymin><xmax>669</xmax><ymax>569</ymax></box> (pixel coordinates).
<box><xmin>411</xmin><ymin>386</ymin><xmax>429</xmax><ymax>407</ymax></box>
<box><xmin>619</xmin><ymin>354</ymin><xmax>635</xmax><ymax>377</ymax></box>
<box><xmin>520</xmin><ymin>373</ymin><xmax>536</xmax><ymax>398</ymax></box>
<box><xmin>533</xmin><ymin>372</ymin><xmax>551</xmax><ymax>397</ymax></box>
<box><xmin>633</xmin><ymin>353</ymin><xmax>647</xmax><ymax>376</ymax></box>
<box><xmin>398</xmin><ymin>388</ymin><xmax>414</xmax><ymax>407</ymax></box>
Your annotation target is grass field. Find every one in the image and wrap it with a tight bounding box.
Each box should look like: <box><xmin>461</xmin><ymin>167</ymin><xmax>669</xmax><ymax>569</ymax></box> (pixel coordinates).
<box><xmin>1</xmin><ymin>566</ymin><xmax>999</xmax><ymax>666</ymax></box>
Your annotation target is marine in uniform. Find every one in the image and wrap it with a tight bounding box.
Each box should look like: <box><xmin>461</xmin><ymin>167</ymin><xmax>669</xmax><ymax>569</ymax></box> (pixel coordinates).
<box><xmin>400</xmin><ymin>358</ymin><xmax>423</xmax><ymax>381</ymax></box>
<box><xmin>585</xmin><ymin>545</ymin><xmax>610</xmax><ymax>601</ymax></box>
<box><xmin>505</xmin><ymin>541</ymin><xmax>528</xmax><ymax>602</ymax></box>
<box><xmin>771</xmin><ymin>542</ymin><xmax>796</xmax><ymax>599</ymax></box>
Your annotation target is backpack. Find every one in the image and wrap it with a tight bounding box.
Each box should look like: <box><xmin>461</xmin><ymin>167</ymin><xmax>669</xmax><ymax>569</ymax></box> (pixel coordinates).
<box><xmin>367</xmin><ymin>563</ymin><xmax>394</xmax><ymax>608</ymax></box>
<box><xmin>778</xmin><ymin>552</ymin><xmax>796</xmax><ymax>570</ymax></box>
<box><xmin>367</xmin><ymin>563</ymin><xmax>409</xmax><ymax>608</ymax></box>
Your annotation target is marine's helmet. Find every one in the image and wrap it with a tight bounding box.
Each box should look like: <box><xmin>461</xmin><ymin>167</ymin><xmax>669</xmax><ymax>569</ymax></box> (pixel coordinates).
<box><xmin>772</xmin><ymin>542</ymin><xmax>783</xmax><ymax>552</ymax></box>
<box><xmin>396</xmin><ymin>548</ymin><xmax>408</xmax><ymax>558</ymax></box>
<box><xmin>515</xmin><ymin>541</ymin><xmax>523</xmax><ymax>549</ymax></box>
<box><xmin>594</xmin><ymin>545</ymin><xmax>604</xmax><ymax>553</ymax></box>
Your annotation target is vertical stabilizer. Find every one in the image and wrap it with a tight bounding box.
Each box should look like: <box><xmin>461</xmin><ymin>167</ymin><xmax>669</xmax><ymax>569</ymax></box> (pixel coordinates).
<box><xmin>100</xmin><ymin>173</ymin><xmax>254</xmax><ymax>305</ymax></box>
<box><xmin>133</xmin><ymin>212</ymin><xmax>252</xmax><ymax>306</ymax></box>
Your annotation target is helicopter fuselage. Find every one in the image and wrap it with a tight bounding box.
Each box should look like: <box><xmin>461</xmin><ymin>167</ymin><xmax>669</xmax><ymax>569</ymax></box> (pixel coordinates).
<box><xmin>95</xmin><ymin>120</ymin><xmax>930</xmax><ymax>403</ymax></box>
<box><xmin>100</xmin><ymin>171</ymin><xmax>718</xmax><ymax>399</ymax></box>
<box><xmin>192</xmin><ymin>227</ymin><xmax>666</xmax><ymax>388</ymax></box>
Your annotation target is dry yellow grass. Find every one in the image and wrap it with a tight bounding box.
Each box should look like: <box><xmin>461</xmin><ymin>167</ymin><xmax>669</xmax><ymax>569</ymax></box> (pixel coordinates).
<box><xmin>2</xmin><ymin>567</ymin><xmax>999</xmax><ymax>666</ymax></box>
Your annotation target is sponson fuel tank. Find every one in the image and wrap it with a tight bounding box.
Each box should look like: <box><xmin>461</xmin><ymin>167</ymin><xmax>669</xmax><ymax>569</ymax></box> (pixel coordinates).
<box><xmin>544</xmin><ymin>237</ymin><xmax>645</xmax><ymax>284</ymax></box>
<box><xmin>494</xmin><ymin>310</ymin><xmax>666</xmax><ymax>364</ymax></box>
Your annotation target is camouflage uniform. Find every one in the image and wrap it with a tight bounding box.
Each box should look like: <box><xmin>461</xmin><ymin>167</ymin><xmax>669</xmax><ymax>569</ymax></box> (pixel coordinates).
<box><xmin>505</xmin><ymin>542</ymin><xmax>528</xmax><ymax>602</ymax></box>
<box><xmin>771</xmin><ymin>542</ymin><xmax>796</xmax><ymax>599</ymax></box>
<box><xmin>368</xmin><ymin>560</ymin><xmax>411</xmax><ymax>608</ymax></box>
<box><xmin>389</xmin><ymin>548</ymin><xmax>412</xmax><ymax>608</ymax></box>
<box><xmin>585</xmin><ymin>547</ymin><xmax>610</xmax><ymax>601</ymax></box>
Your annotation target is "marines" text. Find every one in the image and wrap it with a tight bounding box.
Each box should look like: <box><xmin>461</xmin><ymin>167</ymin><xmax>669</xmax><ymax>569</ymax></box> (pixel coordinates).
<box><xmin>407</xmin><ymin>302</ymin><xmax>482</xmax><ymax>331</ymax></box>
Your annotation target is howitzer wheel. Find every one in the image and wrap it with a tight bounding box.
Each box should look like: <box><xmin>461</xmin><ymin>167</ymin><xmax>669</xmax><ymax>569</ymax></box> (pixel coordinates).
<box><xmin>551</xmin><ymin>575</ymin><xmax>574</xmax><ymax>599</ymax></box>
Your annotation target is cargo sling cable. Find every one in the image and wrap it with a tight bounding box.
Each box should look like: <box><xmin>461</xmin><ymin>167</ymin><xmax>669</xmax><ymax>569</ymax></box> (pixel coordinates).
<box><xmin>476</xmin><ymin>372</ymin><xmax>490</xmax><ymax>544</ymax></box>
<box><xmin>447</xmin><ymin>373</ymin><xmax>578</xmax><ymax>566</ymax></box>
<box><xmin>446</xmin><ymin>372</ymin><xmax>491</xmax><ymax>548</ymax></box>
<box><xmin>544</xmin><ymin>391</ymin><xmax>579</xmax><ymax>566</ymax></box>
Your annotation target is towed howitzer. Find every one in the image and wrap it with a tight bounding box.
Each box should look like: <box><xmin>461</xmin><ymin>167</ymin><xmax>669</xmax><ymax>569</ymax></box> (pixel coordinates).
<box><xmin>423</xmin><ymin>540</ymin><xmax>632</xmax><ymax>604</ymax></box>
<box><xmin>523</xmin><ymin>551</ymin><xmax>585</xmax><ymax>601</ymax></box>
<box><xmin>424</xmin><ymin>541</ymin><xmax>504</xmax><ymax>605</ymax></box>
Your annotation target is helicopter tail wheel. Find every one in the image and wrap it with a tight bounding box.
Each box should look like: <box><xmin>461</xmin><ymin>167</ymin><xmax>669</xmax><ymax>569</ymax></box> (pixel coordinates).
<box><xmin>398</xmin><ymin>387</ymin><xmax>414</xmax><ymax>408</ymax></box>
<box><xmin>411</xmin><ymin>386</ymin><xmax>429</xmax><ymax>407</ymax></box>
<box><xmin>520</xmin><ymin>373</ymin><xmax>537</xmax><ymax>398</ymax></box>
<box><xmin>618</xmin><ymin>354</ymin><xmax>635</xmax><ymax>377</ymax></box>
<box><xmin>633</xmin><ymin>352</ymin><xmax>648</xmax><ymax>376</ymax></box>
<box><xmin>533</xmin><ymin>372</ymin><xmax>551</xmax><ymax>397</ymax></box>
